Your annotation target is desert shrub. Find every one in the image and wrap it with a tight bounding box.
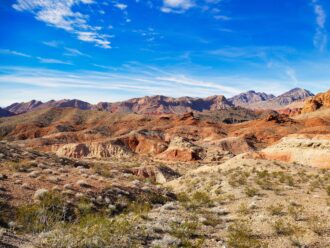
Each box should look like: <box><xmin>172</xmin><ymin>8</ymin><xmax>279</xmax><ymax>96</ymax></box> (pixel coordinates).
<box><xmin>308</xmin><ymin>216</ymin><xmax>327</xmax><ymax>235</ymax></box>
<box><xmin>170</xmin><ymin>221</ymin><xmax>204</xmax><ymax>247</ymax></box>
<box><xmin>244</xmin><ymin>186</ymin><xmax>259</xmax><ymax>197</ymax></box>
<box><xmin>237</xmin><ymin>203</ymin><xmax>250</xmax><ymax>216</ymax></box>
<box><xmin>201</xmin><ymin>214</ymin><xmax>222</xmax><ymax>227</ymax></box>
<box><xmin>227</xmin><ymin>220</ymin><xmax>267</xmax><ymax>248</ymax></box>
<box><xmin>267</xmin><ymin>204</ymin><xmax>284</xmax><ymax>216</ymax></box>
<box><xmin>255</xmin><ymin>178</ymin><xmax>274</xmax><ymax>190</ymax></box>
<box><xmin>126</xmin><ymin>201</ymin><xmax>151</xmax><ymax>217</ymax></box>
<box><xmin>92</xmin><ymin>163</ymin><xmax>112</xmax><ymax>178</ymax></box>
<box><xmin>6</xmin><ymin>160</ymin><xmax>36</xmax><ymax>172</ymax></box>
<box><xmin>176</xmin><ymin>192</ymin><xmax>190</xmax><ymax>203</ymax></box>
<box><xmin>228</xmin><ymin>173</ymin><xmax>248</xmax><ymax>187</ymax></box>
<box><xmin>272</xmin><ymin>219</ymin><xmax>297</xmax><ymax>236</ymax></box>
<box><xmin>16</xmin><ymin>192</ymin><xmax>68</xmax><ymax>233</ymax></box>
<box><xmin>192</xmin><ymin>191</ymin><xmax>212</xmax><ymax>205</ymax></box>
<box><xmin>35</xmin><ymin>214</ymin><xmax>136</xmax><ymax>248</ymax></box>
<box><xmin>287</xmin><ymin>205</ymin><xmax>304</xmax><ymax>221</ymax></box>
<box><xmin>76</xmin><ymin>198</ymin><xmax>95</xmax><ymax>218</ymax></box>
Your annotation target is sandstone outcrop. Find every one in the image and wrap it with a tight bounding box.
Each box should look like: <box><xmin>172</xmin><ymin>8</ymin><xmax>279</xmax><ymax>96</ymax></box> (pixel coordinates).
<box><xmin>260</xmin><ymin>134</ymin><xmax>330</xmax><ymax>168</ymax></box>
<box><xmin>301</xmin><ymin>90</ymin><xmax>330</xmax><ymax>113</ymax></box>
<box><xmin>129</xmin><ymin>166</ymin><xmax>180</xmax><ymax>184</ymax></box>
<box><xmin>56</xmin><ymin>141</ymin><xmax>133</xmax><ymax>159</ymax></box>
<box><xmin>157</xmin><ymin>137</ymin><xmax>204</xmax><ymax>162</ymax></box>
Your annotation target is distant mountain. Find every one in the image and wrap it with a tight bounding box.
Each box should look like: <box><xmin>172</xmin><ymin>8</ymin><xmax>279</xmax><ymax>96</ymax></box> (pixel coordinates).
<box><xmin>0</xmin><ymin>107</ymin><xmax>14</xmax><ymax>117</ymax></box>
<box><xmin>5</xmin><ymin>99</ymin><xmax>92</xmax><ymax>114</ymax></box>
<box><xmin>3</xmin><ymin>88</ymin><xmax>315</xmax><ymax>115</ymax></box>
<box><xmin>93</xmin><ymin>95</ymin><xmax>234</xmax><ymax>114</ymax></box>
<box><xmin>5</xmin><ymin>100</ymin><xmax>43</xmax><ymax>114</ymax></box>
<box><xmin>228</xmin><ymin>90</ymin><xmax>275</xmax><ymax>107</ymax></box>
<box><xmin>247</xmin><ymin>88</ymin><xmax>314</xmax><ymax>110</ymax></box>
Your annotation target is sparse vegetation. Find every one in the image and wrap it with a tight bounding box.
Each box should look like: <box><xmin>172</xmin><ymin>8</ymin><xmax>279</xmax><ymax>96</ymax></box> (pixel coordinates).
<box><xmin>227</xmin><ymin>220</ymin><xmax>267</xmax><ymax>248</ymax></box>
<box><xmin>272</xmin><ymin>219</ymin><xmax>298</xmax><ymax>236</ymax></box>
<box><xmin>170</xmin><ymin>221</ymin><xmax>204</xmax><ymax>248</ymax></box>
<box><xmin>267</xmin><ymin>204</ymin><xmax>284</xmax><ymax>216</ymax></box>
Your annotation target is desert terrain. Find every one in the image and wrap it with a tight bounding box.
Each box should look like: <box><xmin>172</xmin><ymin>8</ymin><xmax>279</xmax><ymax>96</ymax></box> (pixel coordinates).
<box><xmin>0</xmin><ymin>88</ymin><xmax>330</xmax><ymax>248</ymax></box>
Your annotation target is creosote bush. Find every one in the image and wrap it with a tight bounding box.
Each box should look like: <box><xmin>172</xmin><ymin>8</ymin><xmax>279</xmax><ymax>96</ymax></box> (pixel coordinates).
<box><xmin>170</xmin><ymin>220</ymin><xmax>204</xmax><ymax>248</ymax></box>
<box><xmin>227</xmin><ymin>220</ymin><xmax>267</xmax><ymax>248</ymax></box>
<box><xmin>35</xmin><ymin>214</ymin><xmax>136</xmax><ymax>248</ymax></box>
<box><xmin>16</xmin><ymin>192</ymin><xmax>69</xmax><ymax>233</ymax></box>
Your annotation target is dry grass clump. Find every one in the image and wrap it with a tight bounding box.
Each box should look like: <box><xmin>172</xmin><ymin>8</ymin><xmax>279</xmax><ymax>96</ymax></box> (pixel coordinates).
<box><xmin>267</xmin><ymin>204</ymin><xmax>285</xmax><ymax>216</ymax></box>
<box><xmin>272</xmin><ymin>219</ymin><xmax>298</xmax><ymax>236</ymax></box>
<box><xmin>16</xmin><ymin>192</ymin><xmax>68</xmax><ymax>233</ymax></box>
<box><xmin>170</xmin><ymin>220</ymin><xmax>204</xmax><ymax>248</ymax></box>
<box><xmin>35</xmin><ymin>214</ymin><xmax>136</xmax><ymax>248</ymax></box>
<box><xmin>226</xmin><ymin>220</ymin><xmax>267</xmax><ymax>248</ymax></box>
<box><xmin>308</xmin><ymin>215</ymin><xmax>327</xmax><ymax>236</ymax></box>
<box><xmin>244</xmin><ymin>186</ymin><xmax>259</xmax><ymax>197</ymax></box>
<box><xmin>177</xmin><ymin>191</ymin><xmax>214</xmax><ymax>210</ymax></box>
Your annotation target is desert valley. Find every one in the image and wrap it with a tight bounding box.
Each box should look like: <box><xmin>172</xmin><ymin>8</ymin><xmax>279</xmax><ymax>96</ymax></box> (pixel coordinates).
<box><xmin>0</xmin><ymin>88</ymin><xmax>330</xmax><ymax>247</ymax></box>
<box><xmin>2</xmin><ymin>1</ymin><xmax>330</xmax><ymax>247</ymax></box>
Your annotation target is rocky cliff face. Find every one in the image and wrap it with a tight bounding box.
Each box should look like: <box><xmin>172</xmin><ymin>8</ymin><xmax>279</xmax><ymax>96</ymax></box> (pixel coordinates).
<box><xmin>301</xmin><ymin>90</ymin><xmax>330</xmax><ymax>113</ymax></box>
<box><xmin>56</xmin><ymin>141</ymin><xmax>133</xmax><ymax>159</ymax></box>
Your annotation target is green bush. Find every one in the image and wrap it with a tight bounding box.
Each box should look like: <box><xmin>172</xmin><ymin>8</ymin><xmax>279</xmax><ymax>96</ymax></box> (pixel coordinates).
<box><xmin>170</xmin><ymin>221</ymin><xmax>204</xmax><ymax>248</ymax></box>
<box><xmin>16</xmin><ymin>192</ymin><xmax>68</xmax><ymax>233</ymax></box>
<box><xmin>227</xmin><ymin>220</ymin><xmax>267</xmax><ymax>248</ymax></box>
<box><xmin>35</xmin><ymin>214</ymin><xmax>136</xmax><ymax>248</ymax></box>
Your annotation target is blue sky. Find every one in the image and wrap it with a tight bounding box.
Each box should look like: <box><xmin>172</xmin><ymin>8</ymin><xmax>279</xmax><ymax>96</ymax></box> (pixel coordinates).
<box><xmin>0</xmin><ymin>0</ymin><xmax>329</xmax><ymax>106</ymax></box>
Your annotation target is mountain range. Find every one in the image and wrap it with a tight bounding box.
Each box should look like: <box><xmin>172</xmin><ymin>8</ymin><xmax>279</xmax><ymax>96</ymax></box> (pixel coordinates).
<box><xmin>2</xmin><ymin>88</ymin><xmax>314</xmax><ymax>116</ymax></box>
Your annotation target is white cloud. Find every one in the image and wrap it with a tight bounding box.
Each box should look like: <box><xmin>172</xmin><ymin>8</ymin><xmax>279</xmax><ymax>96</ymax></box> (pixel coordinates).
<box><xmin>0</xmin><ymin>49</ymin><xmax>32</xmax><ymax>58</ymax></box>
<box><xmin>161</xmin><ymin>0</ymin><xmax>195</xmax><ymax>13</ymax></box>
<box><xmin>77</xmin><ymin>32</ymin><xmax>111</xmax><ymax>49</ymax></box>
<box><xmin>114</xmin><ymin>3</ymin><xmax>128</xmax><ymax>10</ymax></box>
<box><xmin>12</xmin><ymin>0</ymin><xmax>111</xmax><ymax>49</ymax></box>
<box><xmin>311</xmin><ymin>0</ymin><xmax>327</xmax><ymax>51</ymax></box>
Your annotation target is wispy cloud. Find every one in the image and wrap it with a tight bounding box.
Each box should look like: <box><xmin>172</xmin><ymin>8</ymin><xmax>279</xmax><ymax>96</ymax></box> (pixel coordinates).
<box><xmin>0</xmin><ymin>66</ymin><xmax>245</xmax><ymax>104</ymax></box>
<box><xmin>64</xmin><ymin>47</ymin><xmax>89</xmax><ymax>57</ymax></box>
<box><xmin>43</xmin><ymin>40</ymin><xmax>62</xmax><ymax>48</ymax></box>
<box><xmin>37</xmin><ymin>57</ymin><xmax>72</xmax><ymax>65</ymax></box>
<box><xmin>209</xmin><ymin>46</ymin><xmax>295</xmax><ymax>60</ymax></box>
<box><xmin>1</xmin><ymin>63</ymin><xmax>311</xmax><ymax>107</ymax></box>
<box><xmin>286</xmin><ymin>67</ymin><xmax>298</xmax><ymax>84</ymax></box>
<box><xmin>0</xmin><ymin>49</ymin><xmax>32</xmax><ymax>58</ymax></box>
<box><xmin>311</xmin><ymin>0</ymin><xmax>327</xmax><ymax>51</ymax></box>
<box><xmin>12</xmin><ymin>0</ymin><xmax>111</xmax><ymax>49</ymax></box>
<box><xmin>155</xmin><ymin>76</ymin><xmax>241</xmax><ymax>95</ymax></box>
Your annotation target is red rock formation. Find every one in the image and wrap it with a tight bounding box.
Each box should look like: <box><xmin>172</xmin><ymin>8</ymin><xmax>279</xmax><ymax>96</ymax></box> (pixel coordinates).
<box><xmin>301</xmin><ymin>90</ymin><xmax>330</xmax><ymax>113</ymax></box>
